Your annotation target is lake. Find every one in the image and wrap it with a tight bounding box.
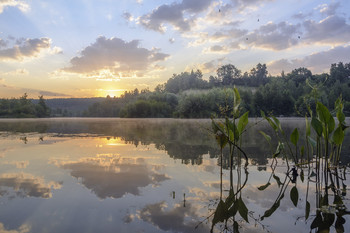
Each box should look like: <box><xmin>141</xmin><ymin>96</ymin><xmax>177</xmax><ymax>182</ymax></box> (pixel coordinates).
<box><xmin>0</xmin><ymin>118</ymin><xmax>349</xmax><ymax>233</ymax></box>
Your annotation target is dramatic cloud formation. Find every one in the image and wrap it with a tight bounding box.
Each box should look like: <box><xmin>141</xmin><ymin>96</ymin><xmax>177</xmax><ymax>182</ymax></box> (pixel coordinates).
<box><xmin>303</xmin><ymin>15</ymin><xmax>350</xmax><ymax>45</ymax></box>
<box><xmin>0</xmin><ymin>38</ymin><xmax>52</xmax><ymax>61</ymax></box>
<box><xmin>139</xmin><ymin>0</ymin><xmax>212</xmax><ymax>32</ymax></box>
<box><xmin>268</xmin><ymin>45</ymin><xmax>350</xmax><ymax>74</ymax></box>
<box><xmin>64</xmin><ymin>36</ymin><xmax>169</xmax><ymax>76</ymax></box>
<box><xmin>245</xmin><ymin>21</ymin><xmax>301</xmax><ymax>50</ymax></box>
<box><xmin>0</xmin><ymin>0</ymin><xmax>29</xmax><ymax>14</ymax></box>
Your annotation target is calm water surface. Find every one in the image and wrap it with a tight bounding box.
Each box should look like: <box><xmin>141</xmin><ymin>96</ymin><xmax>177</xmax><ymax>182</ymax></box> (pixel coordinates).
<box><xmin>0</xmin><ymin>118</ymin><xmax>349</xmax><ymax>233</ymax></box>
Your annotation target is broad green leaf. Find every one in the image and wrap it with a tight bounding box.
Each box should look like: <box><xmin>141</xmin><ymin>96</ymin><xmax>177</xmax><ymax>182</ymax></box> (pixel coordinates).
<box><xmin>333</xmin><ymin>126</ymin><xmax>344</xmax><ymax>146</ymax></box>
<box><xmin>337</xmin><ymin>108</ymin><xmax>345</xmax><ymax>124</ymax></box>
<box><xmin>305</xmin><ymin>201</ymin><xmax>310</xmax><ymax>220</ymax></box>
<box><xmin>237</xmin><ymin>111</ymin><xmax>249</xmax><ymax>134</ymax></box>
<box><xmin>336</xmin><ymin>97</ymin><xmax>345</xmax><ymax>123</ymax></box>
<box><xmin>261</xmin><ymin>193</ymin><xmax>284</xmax><ymax>220</ymax></box>
<box><xmin>266</xmin><ymin>117</ymin><xmax>278</xmax><ymax>132</ymax></box>
<box><xmin>212</xmin><ymin>120</ymin><xmax>225</xmax><ymax>134</ymax></box>
<box><xmin>271</xmin><ymin>115</ymin><xmax>282</xmax><ymax>132</ymax></box>
<box><xmin>290</xmin><ymin>128</ymin><xmax>299</xmax><ymax>146</ymax></box>
<box><xmin>259</xmin><ymin>131</ymin><xmax>271</xmax><ymax>143</ymax></box>
<box><xmin>328</xmin><ymin>116</ymin><xmax>335</xmax><ymax>134</ymax></box>
<box><xmin>258</xmin><ymin>182</ymin><xmax>271</xmax><ymax>191</ymax></box>
<box><xmin>215</xmin><ymin>133</ymin><xmax>228</xmax><ymax>149</ymax></box>
<box><xmin>317</xmin><ymin>102</ymin><xmax>331</xmax><ymax>124</ymax></box>
<box><xmin>311</xmin><ymin>117</ymin><xmax>323</xmax><ymax>137</ymax></box>
<box><xmin>290</xmin><ymin>186</ymin><xmax>299</xmax><ymax>207</ymax></box>
<box><xmin>228</xmin><ymin>199</ymin><xmax>238</xmax><ymax>217</ymax></box>
<box><xmin>211</xmin><ymin>200</ymin><xmax>228</xmax><ymax>228</ymax></box>
<box><xmin>238</xmin><ymin>196</ymin><xmax>249</xmax><ymax>223</ymax></box>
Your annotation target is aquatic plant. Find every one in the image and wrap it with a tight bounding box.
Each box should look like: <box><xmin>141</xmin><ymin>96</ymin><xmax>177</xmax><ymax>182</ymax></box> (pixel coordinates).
<box><xmin>208</xmin><ymin>87</ymin><xmax>349</xmax><ymax>232</ymax></box>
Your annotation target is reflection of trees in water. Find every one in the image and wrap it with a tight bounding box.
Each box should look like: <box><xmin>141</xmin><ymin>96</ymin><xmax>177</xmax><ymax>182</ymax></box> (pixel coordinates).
<box><xmin>1</xmin><ymin>118</ymin><xmax>349</xmax><ymax>165</ymax></box>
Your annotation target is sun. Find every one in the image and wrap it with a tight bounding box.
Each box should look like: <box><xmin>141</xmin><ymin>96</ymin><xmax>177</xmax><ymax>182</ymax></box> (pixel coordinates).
<box><xmin>99</xmin><ymin>89</ymin><xmax>125</xmax><ymax>98</ymax></box>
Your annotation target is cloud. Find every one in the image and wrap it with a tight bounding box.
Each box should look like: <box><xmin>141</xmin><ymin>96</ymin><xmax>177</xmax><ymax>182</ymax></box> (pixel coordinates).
<box><xmin>0</xmin><ymin>173</ymin><xmax>62</xmax><ymax>198</ymax></box>
<box><xmin>231</xmin><ymin>0</ymin><xmax>274</xmax><ymax>12</ymax></box>
<box><xmin>292</xmin><ymin>12</ymin><xmax>313</xmax><ymax>20</ymax></box>
<box><xmin>63</xmin><ymin>36</ymin><xmax>169</xmax><ymax>77</ymax></box>
<box><xmin>192</xmin><ymin>57</ymin><xmax>226</xmax><ymax>73</ymax></box>
<box><xmin>316</xmin><ymin>2</ymin><xmax>340</xmax><ymax>16</ymax></box>
<box><xmin>1</xmin><ymin>160</ymin><xmax>29</xmax><ymax>168</ymax></box>
<box><xmin>0</xmin><ymin>38</ymin><xmax>52</xmax><ymax>61</ymax></box>
<box><xmin>245</xmin><ymin>21</ymin><xmax>301</xmax><ymax>50</ymax></box>
<box><xmin>303</xmin><ymin>15</ymin><xmax>350</xmax><ymax>45</ymax></box>
<box><xmin>0</xmin><ymin>0</ymin><xmax>29</xmax><ymax>14</ymax></box>
<box><xmin>122</xmin><ymin>12</ymin><xmax>133</xmax><ymax>22</ymax></box>
<box><xmin>57</xmin><ymin>156</ymin><xmax>169</xmax><ymax>199</ymax></box>
<box><xmin>0</xmin><ymin>38</ymin><xmax>8</xmax><ymax>48</ymax></box>
<box><xmin>203</xmin><ymin>45</ymin><xmax>230</xmax><ymax>54</ymax></box>
<box><xmin>138</xmin><ymin>0</ymin><xmax>212</xmax><ymax>33</ymax></box>
<box><xmin>38</xmin><ymin>90</ymin><xmax>70</xmax><ymax>97</ymax></box>
<box><xmin>3</xmin><ymin>68</ymin><xmax>29</xmax><ymax>75</ymax></box>
<box><xmin>268</xmin><ymin>45</ymin><xmax>350</xmax><ymax>75</ymax></box>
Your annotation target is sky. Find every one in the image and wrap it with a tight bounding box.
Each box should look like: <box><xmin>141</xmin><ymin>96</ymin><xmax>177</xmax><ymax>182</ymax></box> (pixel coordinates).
<box><xmin>0</xmin><ymin>0</ymin><xmax>349</xmax><ymax>98</ymax></box>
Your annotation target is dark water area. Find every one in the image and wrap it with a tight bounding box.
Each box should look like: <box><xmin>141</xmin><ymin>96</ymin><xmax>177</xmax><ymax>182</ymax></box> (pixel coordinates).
<box><xmin>0</xmin><ymin>118</ymin><xmax>349</xmax><ymax>232</ymax></box>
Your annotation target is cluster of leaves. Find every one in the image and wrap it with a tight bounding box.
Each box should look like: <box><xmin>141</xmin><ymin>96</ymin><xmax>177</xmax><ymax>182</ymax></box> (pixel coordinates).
<box><xmin>0</xmin><ymin>94</ymin><xmax>50</xmax><ymax>118</ymax></box>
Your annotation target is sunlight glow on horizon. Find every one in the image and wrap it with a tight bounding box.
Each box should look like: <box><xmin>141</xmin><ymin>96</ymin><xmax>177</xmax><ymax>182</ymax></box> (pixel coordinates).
<box><xmin>0</xmin><ymin>0</ymin><xmax>349</xmax><ymax>98</ymax></box>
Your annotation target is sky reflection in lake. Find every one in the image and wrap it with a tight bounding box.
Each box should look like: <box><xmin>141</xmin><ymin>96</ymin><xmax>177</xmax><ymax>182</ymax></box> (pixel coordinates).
<box><xmin>0</xmin><ymin>118</ymin><xmax>349</xmax><ymax>233</ymax></box>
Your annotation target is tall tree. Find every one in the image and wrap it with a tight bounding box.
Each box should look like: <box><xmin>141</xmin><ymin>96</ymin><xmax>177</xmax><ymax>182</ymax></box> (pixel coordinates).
<box><xmin>217</xmin><ymin>64</ymin><xmax>241</xmax><ymax>86</ymax></box>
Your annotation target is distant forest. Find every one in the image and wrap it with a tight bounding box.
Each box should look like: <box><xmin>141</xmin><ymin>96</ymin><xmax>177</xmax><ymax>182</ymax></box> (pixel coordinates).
<box><xmin>1</xmin><ymin>62</ymin><xmax>350</xmax><ymax>118</ymax></box>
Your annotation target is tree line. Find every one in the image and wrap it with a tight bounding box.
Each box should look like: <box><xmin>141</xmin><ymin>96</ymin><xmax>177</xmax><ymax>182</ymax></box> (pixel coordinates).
<box><xmin>1</xmin><ymin>62</ymin><xmax>349</xmax><ymax>118</ymax></box>
<box><xmin>84</xmin><ymin>62</ymin><xmax>350</xmax><ymax>118</ymax></box>
<box><xmin>0</xmin><ymin>94</ymin><xmax>50</xmax><ymax>118</ymax></box>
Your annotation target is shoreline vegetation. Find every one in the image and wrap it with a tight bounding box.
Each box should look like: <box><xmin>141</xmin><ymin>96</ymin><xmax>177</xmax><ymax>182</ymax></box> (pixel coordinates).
<box><xmin>1</xmin><ymin>62</ymin><xmax>350</xmax><ymax>118</ymax></box>
<box><xmin>208</xmin><ymin>86</ymin><xmax>349</xmax><ymax>232</ymax></box>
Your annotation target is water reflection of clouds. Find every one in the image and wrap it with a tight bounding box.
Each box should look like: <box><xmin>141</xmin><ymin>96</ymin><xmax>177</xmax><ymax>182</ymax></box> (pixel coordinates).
<box><xmin>138</xmin><ymin>202</ymin><xmax>209</xmax><ymax>233</ymax></box>
<box><xmin>1</xmin><ymin>160</ymin><xmax>29</xmax><ymax>168</ymax></box>
<box><xmin>56</xmin><ymin>155</ymin><xmax>170</xmax><ymax>199</ymax></box>
<box><xmin>0</xmin><ymin>173</ymin><xmax>62</xmax><ymax>198</ymax></box>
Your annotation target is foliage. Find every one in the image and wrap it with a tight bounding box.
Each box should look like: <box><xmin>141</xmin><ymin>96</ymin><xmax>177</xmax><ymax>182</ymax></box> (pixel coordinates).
<box><xmin>68</xmin><ymin>61</ymin><xmax>350</xmax><ymax>118</ymax></box>
<box><xmin>0</xmin><ymin>93</ymin><xmax>50</xmax><ymax>118</ymax></box>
